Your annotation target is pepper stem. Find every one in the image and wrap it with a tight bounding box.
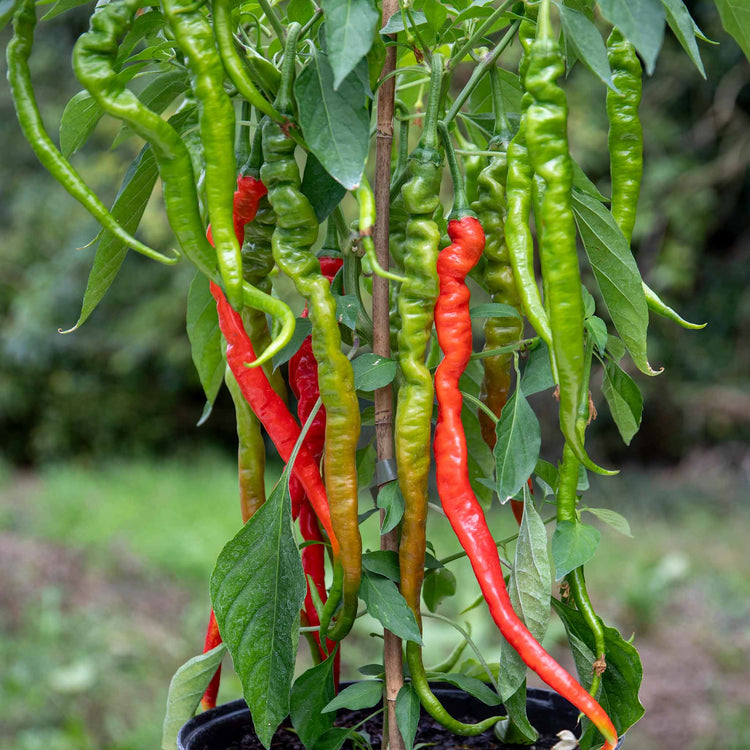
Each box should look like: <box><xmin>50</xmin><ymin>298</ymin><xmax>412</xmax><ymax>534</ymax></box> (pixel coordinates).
<box><xmin>241</xmin><ymin>113</ymin><xmax>264</xmax><ymax>178</ymax></box>
<box><xmin>490</xmin><ymin>67</ymin><xmax>512</xmax><ymax>142</ymax></box>
<box><xmin>537</xmin><ymin>0</ymin><xmax>552</xmax><ymax>40</ymax></box>
<box><xmin>236</xmin><ymin>100</ymin><xmax>253</xmax><ymax>171</ymax></box>
<box><xmin>274</xmin><ymin>22</ymin><xmax>301</xmax><ymax>115</ymax></box>
<box><xmin>420</xmin><ymin>53</ymin><xmax>444</xmax><ymax>152</ymax></box>
<box><xmin>438</xmin><ymin>121</ymin><xmax>474</xmax><ymax>220</ymax></box>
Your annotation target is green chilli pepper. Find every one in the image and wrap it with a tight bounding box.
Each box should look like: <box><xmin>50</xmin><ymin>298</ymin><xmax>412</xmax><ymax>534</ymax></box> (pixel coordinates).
<box><xmin>260</xmin><ymin>24</ymin><xmax>361</xmax><ymax>641</ymax></box>
<box><xmin>607</xmin><ymin>29</ymin><xmax>705</xmax><ymax>330</ymax></box>
<box><xmin>71</xmin><ymin>0</ymin><xmax>294</xmax><ymax>366</ymax></box>
<box><xmin>6</xmin><ymin>0</ymin><xmax>176</xmax><ymax>266</ymax></box>
<box><xmin>524</xmin><ymin>5</ymin><xmax>614</xmax><ymax>475</ymax></box>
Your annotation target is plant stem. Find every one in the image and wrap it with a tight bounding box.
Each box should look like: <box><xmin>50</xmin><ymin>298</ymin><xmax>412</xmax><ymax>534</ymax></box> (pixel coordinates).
<box><xmin>449</xmin><ymin>0</ymin><xmax>516</xmax><ymax>69</ymax></box>
<box><xmin>257</xmin><ymin>0</ymin><xmax>285</xmax><ymax>43</ymax></box>
<box><xmin>375</xmin><ymin>2</ymin><xmax>405</xmax><ymax>749</ymax></box>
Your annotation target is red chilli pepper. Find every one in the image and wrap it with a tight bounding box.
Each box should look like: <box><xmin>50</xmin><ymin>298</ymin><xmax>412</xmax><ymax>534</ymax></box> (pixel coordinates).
<box><xmin>433</xmin><ymin>217</ymin><xmax>618</xmax><ymax>750</ymax></box>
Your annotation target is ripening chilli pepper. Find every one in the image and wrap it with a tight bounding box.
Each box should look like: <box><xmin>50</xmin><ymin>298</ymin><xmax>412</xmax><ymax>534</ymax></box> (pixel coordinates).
<box><xmin>523</xmin><ymin>5</ymin><xmax>614</xmax><ymax>476</ymax></box>
<box><xmin>71</xmin><ymin>0</ymin><xmax>294</xmax><ymax>366</ymax></box>
<box><xmin>261</xmin><ymin>24</ymin><xmax>361</xmax><ymax>642</ymax></box>
<box><xmin>432</xmin><ymin>120</ymin><xmax>618</xmax><ymax>749</ymax></box>
<box><xmin>606</xmin><ymin>29</ymin><xmax>705</xmax><ymax>331</ymax></box>
<box><xmin>5</xmin><ymin>0</ymin><xmax>175</xmax><ymax>267</ymax></box>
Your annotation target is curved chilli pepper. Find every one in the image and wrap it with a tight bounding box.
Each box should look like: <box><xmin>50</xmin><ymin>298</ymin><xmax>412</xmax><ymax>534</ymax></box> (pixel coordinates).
<box><xmin>211</xmin><ymin>0</ymin><xmax>282</xmax><ymax>123</ymax></box>
<box><xmin>606</xmin><ymin>29</ymin><xmax>705</xmax><ymax>331</ymax></box>
<box><xmin>161</xmin><ymin>0</ymin><xmax>244</xmax><ymax>310</ymax></box>
<box><xmin>5</xmin><ymin>0</ymin><xmax>176</xmax><ymax>266</ymax></box>
<box><xmin>524</xmin><ymin>16</ymin><xmax>614</xmax><ymax>476</ymax></box>
<box><xmin>432</xmin><ymin>223</ymin><xmax>619</xmax><ymax>750</ymax></box>
<box><xmin>72</xmin><ymin>0</ymin><xmax>294</xmax><ymax>366</ymax></box>
<box><xmin>201</xmin><ymin>610</ymin><xmax>223</xmax><ymax>710</ymax></box>
<box><xmin>261</xmin><ymin>23</ymin><xmax>360</xmax><ymax>641</ymax></box>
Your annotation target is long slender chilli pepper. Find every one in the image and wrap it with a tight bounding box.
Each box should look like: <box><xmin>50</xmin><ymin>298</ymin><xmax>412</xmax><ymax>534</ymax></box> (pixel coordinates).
<box><xmin>504</xmin><ymin>3</ymin><xmax>556</xmax><ymax>362</ymax></box>
<box><xmin>6</xmin><ymin>0</ymin><xmax>176</xmax><ymax>266</ymax></box>
<box><xmin>472</xmin><ymin>70</ymin><xmax>524</xmax><ymax>449</ymax></box>
<box><xmin>606</xmin><ymin>29</ymin><xmax>705</xmax><ymax>331</ymax></box>
<box><xmin>431</xmin><ymin>171</ymin><xmax>618</xmax><ymax>750</ymax></box>
<box><xmin>261</xmin><ymin>24</ymin><xmax>361</xmax><ymax>641</ymax></box>
<box><xmin>71</xmin><ymin>0</ymin><xmax>294</xmax><ymax>366</ymax></box>
<box><xmin>524</xmin><ymin>5</ymin><xmax>614</xmax><ymax>475</ymax></box>
<box><xmin>211</xmin><ymin>0</ymin><xmax>282</xmax><ymax>123</ymax></box>
<box><xmin>404</xmin><ymin>121</ymin><xmax>504</xmax><ymax>736</ymax></box>
<box><xmin>161</xmin><ymin>0</ymin><xmax>245</xmax><ymax>311</ymax></box>
<box><xmin>201</xmin><ymin>610</ymin><xmax>223</xmax><ymax>710</ymax></box>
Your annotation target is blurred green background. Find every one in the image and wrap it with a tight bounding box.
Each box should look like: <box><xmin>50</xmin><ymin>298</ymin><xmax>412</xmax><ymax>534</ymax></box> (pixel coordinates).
<box><xmin>0</xmin><ymin>1</ymin><xmax>748</xmax><ymax>748</ymax></box>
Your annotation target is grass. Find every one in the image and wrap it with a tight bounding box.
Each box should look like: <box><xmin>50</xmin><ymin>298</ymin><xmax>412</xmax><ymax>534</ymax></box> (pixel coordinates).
<box><xmin>1</xmin><ymin>452</ymin><xmax>748</xmax><ymax>749</ymax></box>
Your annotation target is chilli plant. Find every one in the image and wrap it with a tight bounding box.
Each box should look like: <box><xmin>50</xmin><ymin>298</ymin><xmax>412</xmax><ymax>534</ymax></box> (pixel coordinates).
<box><xmin>3</xmin><ymin>0</ymin><xmax>744</xmax><ymax>748</ymax></box>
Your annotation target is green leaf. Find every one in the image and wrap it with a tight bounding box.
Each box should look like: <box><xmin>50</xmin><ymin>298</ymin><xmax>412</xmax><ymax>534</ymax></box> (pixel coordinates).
<box><xmin>161</xmin><ymin>644</ymin><xmax>227</xmax><ymax>750</ymax></box>
<box><xmin>422</xmin><ymin>566</ymin><xmax>457</xmax><ymax>613</ymax></box>
<box><xmin>59</xmin><ymin>92</ymin><xmax>104</xmax><ymax>159</ymax></box>
<box><xmin>552</xmin><ymin>598</ymin><xmax>645</xmax><ymax>748</ymax></box>
<box><xmin>583</xmin><ymin>507</ymin><xmax>633</xmax><ymax>537</ymax></box>
<box><xmin>380</xmin><ymin>10</ymin><xmax>428</xmax><ymax>34</ymax></box>
<box><xmin>1</xmin><ymin>0</ymin><xmax>21</xmax><ymax>33</ymax></box>
<box><xmin>210</xmin><ymin>480</ymin><xmax>306</xmax><ymax>748</ymax></box>
<box><xmin>606</xmin><ymin>335</ymin><xmax>626</xmax><ymax>362</ymax></box>
<box><xmin>41</xmin><ymin>0</ymin><xmax>91</xmax><ymax>21</ymax></box>
<box><xmin>322</xmin><ymin>680</ymin><xmax>383</xmax><ymax>712</ymax></box>
<box><xmin>61</xmin><ymin>145</ymin><xmax>160</xmax><ymax>333</ymax></box>
<box><xmin>362</xmin><ymin>550</ymin><xmax>401</xmax><ymax>582</ymax></box>
<box><xmin>295</xmin><ymin>49</ymin><xmax>369</xmax><ymax>190</ymax></box>
<box><xmin>470</xmin><ymin>302</ymin><xmax>521</xmax><ymax>320</ymax></box>
<box><xmin>300</xmin><ymin>153</ymin><xmax>348</xmax><ymax>222</ymax></box>
<box><xmin>116</xmin><ymin>10</ymin><xmax>167</xmax><ymax>66</ymax></box>
<box><xmin>441</xmin><ymin>673</ymin><xmax>502</xmax><ymax>706</ymax></box>
<box><xmin>714</xmin><ymin>0</ymin><xmax>750</xmax><ymax>61</ymax></box>
<box><xmin>493</xmin><ymin>385</ymin><xmax>541</xmax><ymax>500</ymax></box>
<box><xmin>272</xmin><ymin>318</ymin><xmax>312</xmax><ymax>369</ymax></box>
<box><xmin>660</xmin><ymin>0</ymin><xmax>706</xmax><ymax>76</ymax></box>
<box><xmin>422</xmin><ymin>0</ymin><xmax>448</xmax><ymax>32</ymax></box>
<box><xmin>558</xmin><ymin>4</ymin><xmax>615</xmax><ymax>88</ymax></box>
<box><xmin>321</xmin><ymin>0</ymin><xmax>379</xmax><ymax>88</ymax></box>
<box><xmin>395</xmin><ymin>684</ymin><xmax>420</xmax><ymax>750</ymax></box>
<box><xmin>336</xmin><ymin>294</ymin><xmax>360</xmax><ymax>330</ymax></box>
<box><xmin>113</xmin><ymin>69</ymin><xmax>189</xmax><ymax>147</ymax></box>
<box><xmin>585</xmin><ymin>315</ymin><xmax>609</xmax><ymax>354</ymax></box>
<box><xmin>186</xmin><ymin>274</ymin><xmax>224</xmax><ymax>409</ymax></box>
<box><xmin>520</xmin><ymin>342</ymin><xmax>555</xmax><ymax>395</ymax></box>
<box><xmin>352</xmin><ymin>353</ymin><xmax>398</xmax><ymax>391</ymax></box>
<box><xmin>359</xmin><ymin>571</ymin><xmax>423</xmax><ymax>644</ymax></box>
<box><xmin>551</xmin><ymin>519</ymin><xmax>601</xmax><ymax>580</ymax></box>
<box><xmin>288</xmin><ymin>0</ymin><xmax>315</xmax><ymax>24</ymax></box>
<box><xmin>602</xmin><ymin>360</ymin><xmax>643</xmax><ymax>445</ymax></box>
<box><xmin>533</xmin><ymin>459</ymin><xmax>558</xmax><ymax>497</ymax></box>
<box><xmin>375</xmin><ymin>481</ymin><xmax>405</xmax><ymax>535</ymax></box>
<box><xmin>597</xmin><ymin>0</ymin><xmax>666</xmax><ymax>74</ymax></box>
<box><xmin>290</xmin><ymin>654</ymin><xmax>337</xmax><ymax>749</ymax></box>
<box><xmin>572</xmin><ymin>160</ymin><xmax>609</xmax><ymax>202</ymax></box>
<box><xmin>356</xmin><ymin>442</ymin><xmax>377</xmax><ymax>486</ymax></box>
<box><xmin>498</xmin><ymin>491</ymin><xmax>551</xmax><ymax>700</ymax></box>
<box><xmin>572</xmin><ymin>191</ymin><xmax>659</xmax><ymax>376</ymax></box>
<box><xmin>462</xmin><ymin>398</ymin><xmax>494</xmax><ymax>506</ymax></box>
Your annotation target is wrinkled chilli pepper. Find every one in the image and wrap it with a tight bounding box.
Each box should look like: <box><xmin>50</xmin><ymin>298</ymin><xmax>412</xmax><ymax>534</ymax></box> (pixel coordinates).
<box><xmin>432</xmin><ymin>125</ymin><xmax>618</xmax><ymax>747</ymax></box>
<box><xmin>161</xmin><ymin>0</ymin><xmax>245</xmax><ymax>310</ymax></box>
<box><xmin>524</xmin><ymin>9</ymin><xmax>614</xmax><ymax>476</ymax></box>
<box><xmin>261</xmin><ymin>24</ymin><xmax>361</xmax><ymax>641</ymax></box>
<box><xmin>6</xmin><ymin>0</ymin><xmax>176</xmax><ymax>266</ymax></box>
<box><xmin>606</xmin><ymin>29</ymin><xmax>705</xmax><ymax>331</ymax></box>
<box><xmin>72</xmin><ymin>0</ymin><xmax>294</xmax><ymax>366</ymax></box>
<box><xmin>504</xmin><ymin>2</ymin><xmax>556</xmax><ymax>360</ymax></box>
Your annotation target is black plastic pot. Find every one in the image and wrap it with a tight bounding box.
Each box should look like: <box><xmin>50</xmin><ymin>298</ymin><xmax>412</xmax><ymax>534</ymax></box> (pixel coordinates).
<box><xmin>178</xmin><ymin>684</ymin><xmax>624</xmax><ymax>749</ymax></box>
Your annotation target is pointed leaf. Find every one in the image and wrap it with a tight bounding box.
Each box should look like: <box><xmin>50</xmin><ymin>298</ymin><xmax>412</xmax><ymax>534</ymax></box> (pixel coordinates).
<box><xmin>61</xmin><ymin>145</ymin><xmax>159</xmax><ymax>333</ymax></box>
<box><xmin>161</xmin><ymin>644</ymin><xmax>227</xmax><ymax>750</ymax></box>
<box><xmin>41</xmin><ymin>0</ymin><xmax>92</xmax><ymax>21</ymax></box>
<box><xmin>380</xmin><ymin>10</ymin><xmax>428</xmax><ymax>35</ymax></box>
<box><xmin>714</xmin><ymin>0</ymin><xmax>750</xmax><ymax>62</ymax></box>
<box><xmin>493</xmin><ymin>386</ymin><xmax>541</xmax><ymax>500</ymax></box>
<box><xmin>322</xmin><ymin>680</ymin><xmax>383</xmax><ymax>712</ymax></box>
<box><xmin>552</xmin><ymin>598</ymin><xmax>645</xmax><ymax>749</ymax></box>
<box><xmin>470</xmin><ymin>302</ymin><xmax>522</xmax><ymax>320</ymax></box>
<box><xmin>602</xmin><ymin>359</ymin><xmax>643</xmax><ymax>445</ymax></box>
<box><xmin>291</xmin><ymin>655</ymin><xmax>337</xmax><ymax>748</ymax></box>
<box><xmin>321</xmin><ymin>0</ymin><xmax>379</xmax><ymax>88</ymax></box>
<box><xmin>422</xmin><ymin>566</ymin><xmax>457</xmax><ymax>613</ymax></box>
<box><xmin>551</xmin><ymin>519</ymin><xmax>601</xmax><ymax>580</ymax></box>
<box><xmin>520</xmin><ymin>342</ymin><xmax>555</xmax><ymax>395</ymax></box>
<box><xmin>300</xmin><ymin>152</ymin><xmax>348</xmax><ymax>222</ymax></box>
<box><xmin>395</xmin><ymin>684</ymin><xmax>420</xmax><ymax>750</ymax></box>
<box><xmin>558</xmin><ymin>4</ymin><xmax>615</xmax><ymax>88</ymax></box>
<box><xmin>336</xmin><ymin>294</ymin><xmax>360</xmax><ymax>330</ymax></box>
<box><xmin>441</xmin><ymin>673</ymin><xmax>502</xmax><ymax>706</ymax></box>
<box><xmin>60</xmin><ymin>91</ymin><xmax>104</xmax><ymax>159</ymax></box>
<box><xmin>362</xmin><ymin>550</ymin><xmax>401</xmax><ymax>582</ymax></box>
<box><xmin>360</xmin><ymin>571</ymin><xmax>423</xmax><ymax>644</ymax></box>
<box><xmin>1</xmin><ymin>0</ymin><xmax>21</xmax><ymax>33</ymax></box>
<box><xmin>498</xmin><ymin>492</ymin><xmax>551</xmax><ymax>700</ymax></box>
<box><xmin>272</xmin><ymin>318</ymin><xmax>313</xmax><ymax>369</ymax></box>
<box><xmin>597</xmin><ymin>0</ymin><xmax>666</xmax><ymax>74</ymax></box>
<box><xmin>186</xmin><ymin>273</ymin><xmax>224</xmax><ymax>407</ymax></box>
<box><xmin>573</xmin><ymin>191</ymin><xmax>659</xmax><ymax>376</ymax></box>
<box><xmin>295</xmin><ymin>49</ymin><xmax>369</xmax><ymax>190</ymax></box>
<box><xmin>352</xmin><ymin>353</ymin><xmax>397</xmax><ymax>391</ymax></box>
<box><xmin>660</xmin><ymin>0</ymin><xmax>706</xmax><ymax>76</ymax></box>
<box><xmin>583</xmin><ymin>507</ymin><xmax>633</xmax><ymax>537</ymax></box>
<box><xmin>376</xmin><ymin>480</ymin><xmax>405</xmax><ymax>535</ymax></box>
<box><xmin>210</xmin><ymin>480</ymin><xmax>306</xmax><ymax>748</ymax></box>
